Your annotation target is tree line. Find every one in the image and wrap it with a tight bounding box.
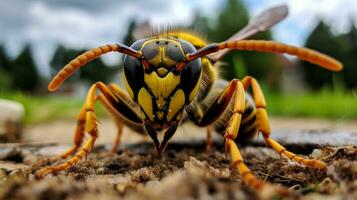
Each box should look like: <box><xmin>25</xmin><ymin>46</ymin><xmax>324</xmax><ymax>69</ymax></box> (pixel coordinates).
<box><xmin>302</xmin><ymin>21</ymin><xmax>357</xmax><ymax>90</ymax></box>
<box><xmin>0</xmin><ymin>45</ymin><xmax>40</xmax><ymax>92</ymax></box>
<box><xmin>0</xmin><ymin>44</ymin><xmax>117</xmax><ymax>92</ymax></box>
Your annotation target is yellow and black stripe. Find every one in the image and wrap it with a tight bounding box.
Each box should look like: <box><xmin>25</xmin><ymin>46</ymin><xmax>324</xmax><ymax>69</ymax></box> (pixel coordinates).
<box><xmin>192</xmin><ymin>79</ymin><xmax>258</xmax><ymax>144</ymax></box>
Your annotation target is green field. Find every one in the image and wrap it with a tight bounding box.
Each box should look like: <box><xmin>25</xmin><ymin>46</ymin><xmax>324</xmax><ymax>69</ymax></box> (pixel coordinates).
<box><xmin>0</xmin><ymin>92</ymin><xmax>106</xmax><ymax>124</ymax></box>
<box><xmin>266</xmin><ymin>88</ymin><xmax>357</xmax><ymax>119</ymax></box>
<box><xmin>1</xmin><ymin>88</ymin><xmax>356</xmax><ymax>125</ymax></box>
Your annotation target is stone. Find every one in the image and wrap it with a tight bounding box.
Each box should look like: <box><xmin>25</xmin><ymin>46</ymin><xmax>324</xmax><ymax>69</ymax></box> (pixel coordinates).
<box><xmin>0</xmin><ymin>99</ymin><xmax>24</xmax><ymax>142</ymax></box>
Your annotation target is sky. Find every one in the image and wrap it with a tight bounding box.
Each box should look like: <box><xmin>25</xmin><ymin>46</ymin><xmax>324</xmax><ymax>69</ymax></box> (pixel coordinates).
<box><xmin>0</xmin><ymin>0</ymin><xmax>356</xmax><ymax>77</ymax></box>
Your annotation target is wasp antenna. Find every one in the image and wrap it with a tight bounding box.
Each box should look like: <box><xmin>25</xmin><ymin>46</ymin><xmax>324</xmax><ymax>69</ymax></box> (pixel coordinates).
<box><xmin>224</xmin><ymin>40</ymin><xmax>343</xmax><ymax>71</ymax></box>
<box><xmin>48</xmin><ymin>44</ymin><xmax>142</xmax><ymax>91</ymax></box>
<box><xmin>187</xmin><ymin>40</ymin><xmax>343</xmax><ymax>72</ymax></box>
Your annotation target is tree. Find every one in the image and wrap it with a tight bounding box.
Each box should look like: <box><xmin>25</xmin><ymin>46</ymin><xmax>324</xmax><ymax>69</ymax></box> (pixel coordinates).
<box><xmin>50</xmin><ymin>45</ymin><xmax>80</xmax><ymax>83</ymax></box>
<box><xmin>79</xmin><ymin>54</ymin><xmax>117</xmax><ymax>84</ymax></box>
<box><xmin>301</xmin><ymin>20</ymin><xmax>357</xmax><ymax>90</ymax></box>
<box><xmin>189</xmin><ymin>13</ymin><xmax>210</xmax><ymax>35</ymax></box>
<box><xmin>301</xmin><ymin>21</ymin><xmax>341</xmax><ymax>89</ymax></box>
<box><xmin>0</xmin><ymin>45</ymin><xmax>11</xmax><ymax>90</ymax></box>
<box><xmin>122</xmin><ymin>20</ymin><xmax>137</xmax><ymax>46</ymax></box>
<box><xmin>0</xmin><ymin>45</ymin><xmax>10</xmax><ymax>71</ymax></box>
<box><xmin>206</xmin><ymin>0</ymin><xmax>282</xmax><ymax>89</ymax></box>
<box><xmin>10</xmin><ymin>45</ymin><xmax>40</xmax><ymax>91</ymax></box>
<box><xmin>339</xmin><ymin>25</ymin><xmax>357</xmax><ymax>89</ymax></box>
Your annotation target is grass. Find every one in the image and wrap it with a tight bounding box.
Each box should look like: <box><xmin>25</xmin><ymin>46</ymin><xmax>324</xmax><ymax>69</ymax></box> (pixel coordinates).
<box><xmin>265</xmin><ymin>88</ymin><xmax>357</xmax><ymax>119</ymax></box>
<box><xmin>0</xmin><ymin>92</ymin><xmax>106</xmax><ymax>125</ymax></box>
<box><xmin>1</xmin><ymin>87</ymin><xmax>356</xmax><ymax>125</ymax></box>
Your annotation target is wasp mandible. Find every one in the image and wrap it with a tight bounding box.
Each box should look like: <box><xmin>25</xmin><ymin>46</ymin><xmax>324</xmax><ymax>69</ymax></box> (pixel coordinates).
<box><xmin>36</xmin><ymin>5</ymin><xmax>343</xmax><ymax>189</ymax></box>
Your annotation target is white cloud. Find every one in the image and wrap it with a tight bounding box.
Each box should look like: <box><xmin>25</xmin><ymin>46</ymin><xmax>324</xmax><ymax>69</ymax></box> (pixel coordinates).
<box><xmin>1</xmin><ymin>0</ymin><xmax>356</xmax><ymax>77</ymax></box>
<box><xmin>1</xmin><ymin>0</ymin><xmax>199</xmax><ymax>76</ymax></box>
<box><xmin>247</xmin><ymin>0</ymin><xmax>357</xmax><ymax>45</ymax></box>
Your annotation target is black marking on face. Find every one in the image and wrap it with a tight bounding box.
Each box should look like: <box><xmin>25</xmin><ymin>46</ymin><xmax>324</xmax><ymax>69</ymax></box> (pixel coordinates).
<box><xmin>180</xmin><ymin>59</ymin><xmax>201</xmax><ymax>102</ymax></box>
<box><xmin>123</xmin><ymin>39</ymin><xmax>147</xmax><ymax>101</ymax></box>
<box><xmin>178</xmin><ymin>39</ymin><xmax>202</xmax><ymax>102</ymax></box>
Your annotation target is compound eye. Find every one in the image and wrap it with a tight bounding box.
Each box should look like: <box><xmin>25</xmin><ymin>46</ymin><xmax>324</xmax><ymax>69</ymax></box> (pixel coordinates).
<box><xmin>141</xmin><ymin>42</ymin><xmax>158</xmax><ymax>60</ymax></box>
<box><xmin>180</xmin><ymin>58</ymin><xmax>201</xmax><ymax>99</ymax></box>
<box><xmin>179</xmin><ymin>39</ymin><xmax>197</xmax><ymax>54</ymax></box>
<box><xmin>130</xmin><ymin>39</ymin><xmax>147</xmax><ymax>50</ymax></box>
<box><xmin>123</xmin><ymin>55</ymin><xmax>144</xmax><ymax>99</ymax></box>
<box><xmin>165</xmin><ymin>42</ymin><xmax>184</xmax><ymax>62</ymax></box>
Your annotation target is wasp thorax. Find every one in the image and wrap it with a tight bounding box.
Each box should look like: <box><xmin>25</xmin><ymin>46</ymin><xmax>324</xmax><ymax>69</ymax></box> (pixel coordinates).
<box><xmin>123</xmin><ymin>38</ymin><xmax>202</xmax><ymax>128</ymax></box>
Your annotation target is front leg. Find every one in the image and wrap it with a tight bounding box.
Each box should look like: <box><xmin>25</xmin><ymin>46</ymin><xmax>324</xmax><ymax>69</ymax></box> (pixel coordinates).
<box><xmin>35</xmin><ymin>82</ymin><xmax>143</xmax><ymax>178</ymax></box>
<box><xmin>188</xmin><ymin>79</ymin><xmax>265</xmax><ymax>189</ymax></box>
<box><xmin>35</xmin><ymin>82</ymin><xmax>101</xmax><ymax>178</ymax></box>
<box><xmin>96</xmin><ymin>94</ymin><xmax>124</xmax><ymax>155</ymax></box>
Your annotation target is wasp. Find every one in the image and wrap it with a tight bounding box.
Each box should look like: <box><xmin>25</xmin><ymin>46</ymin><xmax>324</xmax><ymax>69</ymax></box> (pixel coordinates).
<box><xmin>36</xmin><ymin>5</ymin><xmax>342</xmax><ymax>189</ymax></box>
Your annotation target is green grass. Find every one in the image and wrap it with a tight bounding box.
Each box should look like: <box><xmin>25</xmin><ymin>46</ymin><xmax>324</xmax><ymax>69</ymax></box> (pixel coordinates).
<box><xmin>266</xmin><ymin>88</ymin><xmax>357</xmax><ymax>119</ymax></box>
<box><xmin>1</xmin><ymin>88</ymin><xmax>356</xmax><ymax>125</ymax></box>
<box><xmin>0</xmin><ymin>92</ymin><xmax>106</xmax><ymax>124</ymax></box>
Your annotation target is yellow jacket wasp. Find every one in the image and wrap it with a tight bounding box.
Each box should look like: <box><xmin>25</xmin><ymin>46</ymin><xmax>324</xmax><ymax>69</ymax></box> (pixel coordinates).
<box><xmin>36</xmin><ymin>5</ymin><xmax>342</xmax><ymax>190</ymax></box>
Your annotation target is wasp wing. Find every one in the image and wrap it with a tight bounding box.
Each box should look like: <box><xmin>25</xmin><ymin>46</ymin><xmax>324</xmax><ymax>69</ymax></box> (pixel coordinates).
<box><xmin>208</xmin><ymin>4</ymin><xmax>288</xmax><ymax>62</ymax></box>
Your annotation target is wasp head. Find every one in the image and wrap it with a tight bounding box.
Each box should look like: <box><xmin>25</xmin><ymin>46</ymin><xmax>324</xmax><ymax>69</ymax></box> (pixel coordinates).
<box><xmin>123</xmin><ymin>38</ymin><xmax>201</xmax><ymax>130</ymax></box>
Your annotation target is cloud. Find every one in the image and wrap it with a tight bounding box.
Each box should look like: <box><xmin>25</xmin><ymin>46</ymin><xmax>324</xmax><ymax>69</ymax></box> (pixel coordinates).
<box><xmin>247</xmin><ymin>0</ymin><xmax>357</xmax><ymax>45</ymax></box>
<box><xmin>0</xmin><ymin>0</ymin><xmax>198</xmax><ymax>76</ymax></box>
<box><xmin>0</xmin><ymin>0</ymin><xmax>355</xmax><ymax>76</ymax></box>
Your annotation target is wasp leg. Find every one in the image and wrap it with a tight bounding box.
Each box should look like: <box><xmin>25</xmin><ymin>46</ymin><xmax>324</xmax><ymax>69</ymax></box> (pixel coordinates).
<box><xmin>105</xmin><ymin>83</ymin><xmax>147</xmax><ymax>154</ymax></box>
<box><xmin>110</xmin><ymin>117</ymin><xmax>124</xmax><ymax>154</ymax></box>
<box><xmin>106</xmin><ymin>83</ymin><xmax>144</xmax><ymax>125</ymax></box>
<box><xmin>223</xmin><ymin>80</ymin><xmax>265</xmax><ymax>189</ymax></box>
<box><xmin>241</xmin><ymin>76</ymin><xmax>326</xmax><ymax>170</ymax></box>
<box><xmin>54</xmin><ymin>86</ymin><xmax>129</xmax><ymax>160</ymax></box>
<box><xmin>36</xmin><ymin>82</ymin><xmax>103</xmax><ymax>178</ymax></box>
<box><xmin>90</xmin><ymin>81</ymin><xmax>144</xmax><ymax>155</ymax></box>
<box><xmin>189</xmin><ymin>79</ymin><xmax>265</xmax><ymax>189</ymax></box>
<box><xmin>97</xmin><ymin>94</ymin><xmax>124</xmax><ymax>154</ymax></box>
<box><xmin>205</xmin><ymin>126</ymin><xmax>212</xmax><ymax>153</ymax></box>
<box><xmin>35</xmin><ymin>82</ymin><xmax>143</xmax><ymax>178</ymax></box>
<box><xmin>53</xmin><ymin>103</ymin><xmax>87</xmax><ymax>160</ymax></box>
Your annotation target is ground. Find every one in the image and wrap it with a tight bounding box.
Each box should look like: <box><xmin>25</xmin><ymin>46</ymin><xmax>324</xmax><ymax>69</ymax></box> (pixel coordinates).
<box><xmin>0</xmin><ymin>117</ymin><xmax>356</xmax><ymax>200</ymax></box>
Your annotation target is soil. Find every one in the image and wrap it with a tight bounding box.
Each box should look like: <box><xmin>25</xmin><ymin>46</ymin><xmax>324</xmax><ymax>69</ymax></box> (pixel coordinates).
<box><xmin>0</xmin><ymin>118</ymin><xmax>356</xmax><ymax>200</ymax></box>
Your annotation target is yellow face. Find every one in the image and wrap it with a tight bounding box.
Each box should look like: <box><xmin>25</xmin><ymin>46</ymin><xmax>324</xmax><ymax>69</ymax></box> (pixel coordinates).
<box><xmin>123</xmin><ymin>38</ymin><xmax>202</xmax><ymax>130</ymax></box>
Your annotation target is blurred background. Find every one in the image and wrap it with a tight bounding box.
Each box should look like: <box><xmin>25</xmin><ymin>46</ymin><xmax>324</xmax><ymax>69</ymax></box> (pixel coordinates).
<box><xmin>0</xmin><ymin>0</ymin><xmax>356</xmax><ymax>143</ymax></box>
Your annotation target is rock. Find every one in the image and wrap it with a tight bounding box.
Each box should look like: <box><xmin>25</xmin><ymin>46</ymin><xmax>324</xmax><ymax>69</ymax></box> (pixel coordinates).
<box><xmin>0</xmin><ymin>99</ymin><xmax>24</xmax><ymax>142</ymax></box>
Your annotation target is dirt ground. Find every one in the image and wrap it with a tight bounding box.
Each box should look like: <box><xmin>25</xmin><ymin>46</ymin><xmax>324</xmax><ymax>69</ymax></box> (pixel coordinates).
<box><xmin>23</xmin><ymin>117</ymin><xmax>357</xmax><ymax>145</ymax></box>
<box><xmin>0</xmin><ymin>117</ymin><xmax>356</xmax><ymax>200</ymax></box>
